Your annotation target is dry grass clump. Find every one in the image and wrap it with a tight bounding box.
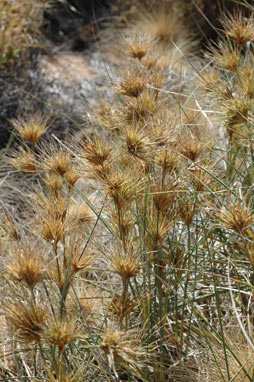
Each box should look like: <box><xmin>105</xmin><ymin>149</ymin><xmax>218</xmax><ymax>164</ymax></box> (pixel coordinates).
<box><xmin>0</xmin><ymin>0</ymin><xmax>49</xmax><ymax>68</ymax></box>
<box><xmin>3</xmin><ymin>1</ymin><xmax>254</xmax><ymax>382</ymax></box>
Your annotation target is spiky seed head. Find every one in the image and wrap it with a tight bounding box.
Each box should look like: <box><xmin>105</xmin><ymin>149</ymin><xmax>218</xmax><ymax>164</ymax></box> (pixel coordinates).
<box><xmin>178</xmin><ymin>136</ymin><xmax>207</xmax><ymax>162</ymax></box>
<box><xmin>118</xmin><ymin>71</ymin><xmax>148</xmax><ymax>98</ymax></box>
<box><xmin>6</xmin><ymin>245</ymin><xmax>46</xmax><ymax>290</ymax></box>
<box><xmin>79</xmin><ymin>137</ymin><xmax>112</xmax><ymax>166</ymax></box>
<box><xmin>127</xmin><ymin>36</ymin><xmax>150</xmax><ymax>60</ymax></box>
<box><xmin>124</xmin><ymin>90</ymin><xmax>158</xmax><ymax>122</ymax></box>
<box><xmin>218</xmin><ymin>199</ymin><xmax>254</xmax><ymax>235</ymax></box>
<box><xmin>155</xmin><ymin>150</ymin><xmax>181</xmax><ymax>174</ymax></box>
<box><xmin>223</xmin><ymin>97</ymin><xmax>249</xmax><ymax>137</ymax></box>
<box><xmin>146</xmin><ymin>215</ymin><xmax>173</xmax><ymax>252</ymax></box>
<box><xmin>6</xmin><ymin>146</ymin><xmax>38</xmax><ymax>173</ymax></box>
<box><xmin>71</xmin><ymin>248</ymin><xmax>94</xmax><ymax>273</ymax></box>
<box><xmin>6</xmin><ymin>301</ymin><xmax>47</xmax><ymax>343</ymax></box>
<box><xmin>125</xmin><ymin>126</ymin><xmax>153</xmax><ymax>160</ymax></box>
<box><xmin>109</xmin><ymin>247</ymin><xmax>141</xmax><ymax>281</ymax></box>
<box><xmin>46</xmin><ymin>318</ymin><xmax>80</xmax><ymax>351</ymax></box>
<box><xmin>210</xmin><ymin>40</ymin><xmax>241</xmax><ymax>72</ymax></box>
<box><xmin>221</xmin><ymin>11</ymin><xmax>254</xmax><ymax>46</ymax></box>
<box><xmin>35</xmin><ymin>214</ymin><xmax>68</xmax><ymax>244</ymax></box>
<box><xmin>152</xmin><ymin>184</ymin><xmax>177</xmax><ymax>213</ymax></box>
<box><xmin>39</xmin><ymin>145</ymin><xmax>72</xmax><ymax>176</ymax></box>
<box><xmin>100</xmin><ymin>327</ymin><xmax>146</xmax><ymax>367</ymax></box>
<box><xmin>106</xmin><ymin>293</ymin><xmax>138</xmax><ymax>323</ymax></box>
<box><xmin>43</xmin><ymin>172</ymin><xmax>64</xmax><ymax>196</ymax></box>
<box><xmin>103</xmin><ymin>168</ymin><xmax>144</xmax><ymax>209</ymax></box>
<box><xmin>11</xmin><ymin>112</ymin><xmax>49</xmax><ymax>146</ymax></box>
<box><xmin>65</xmin><ymin>167</ymin><xmax>80</xmax><ymax>188</ymax></box>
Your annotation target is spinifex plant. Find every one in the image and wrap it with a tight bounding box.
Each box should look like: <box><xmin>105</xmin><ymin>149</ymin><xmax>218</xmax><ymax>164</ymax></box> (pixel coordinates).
<box><xmin>3</xmin><ymin>1</ymin><xmax>254</xmax><ymax>382</ymax></box>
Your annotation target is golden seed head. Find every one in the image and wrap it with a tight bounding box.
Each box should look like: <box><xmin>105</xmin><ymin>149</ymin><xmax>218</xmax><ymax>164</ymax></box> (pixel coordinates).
<box><xmin>11</xmin><ymin>112</ymin><xmax>49</xmax><ymax>146</ymax></box>
<box><xmin>218</xmin><ymin>199</ymin><xmax>254</xmax><ymax>235</ymax></box>
<box><xmin>6</xmin><ymin>245</ymin><xmax>46</xmax><ymax>290</ymax></box>
<box><xmin>178</xmin><ymin>136</ymin><xmax>207</xmax><ymax>162</ymax></box>
<box><xmin>103</xmin><ymin>168</ymin><xmax>144</xmax><ymax>209</ymax></box>
<box><xmin>106</xmin><ymin>293</ymin><xmax>138</xmax><ymax>323</ymax></box>
<box><xmin>46</xmin><ymin>318</ymin><xmax>80</xmax><ymax>351</ymax></box>
<box><xmin>118</xmin><ymin>70</ymin><xmax>148</xmax><ymax>98</ymax></box>
<box><xmin>6</xmin><ymin>301</ymin><xmax>47</xmax><ymax>343</ymax></box>
<box><xmin>126</xmin><ymin>35</ymin><xmax>150</xmax><ymax>60</ymax></box>
<box><xmin>223</xmin><ymin>97</ymin><xmax>249</xmax><ymax>135</ymax></box>
<box><xmin>125</xmin><ymin>126</ymin><xmax>153</xmax><ymax>160</ymax></box>
<box><xmin>71</xmin><ymin>248</ymin><xmax>94</xmax><ymax>273</ymax></box>
<box><xmin>100</xmin><ymin>327</ymin><xmax>146</xmax><ymax>366</ymax></box>
<box><xmin>79</xmin><ymin>137</ymin><xmax>112</xmax><ymax>166</ymax></box>
<box><xmin>39</xmin><ymin>145</ymin><xmax>72</xmax><ymax>176</ymax></box>
<box><xmin>110</xmin><ymin>248</ymin><xmax>141</xmax><ymax>281</ymax></box>
<box><xmin>155</xmin><ymin>150</ymin><xmax>181</xmax><ymax>174</ymax></box>
<box><xmin>35</xmin><ymin>214</ymin><xmax>68</xmax><ymax>244</ymax></box>
<box><xmin>210</xmin><ymin>40</ymin><xmax>241</xmax><ymax>72</ymax></box>
<box><xmin>43</xmin><ymin>172</ymin><xmax>64</xmax><ymax>195</ymax></box>
<box><xmin>64</xmin><ymin>167</ymin><xmax>80</xmax><ymax>187</ymax></box>
<box><xmin>152</xmin><ymin>184</ymin><xmax>178</xmax><ymax>213</ymax></box>
<box><xmin>221</xmin><ymin>11</ymin><xmax>254</xmax><ymax>46</ymax></box>
<box><xmin>6</xmin><ymin>146</ymin><xmax>38</xmax><ymax>173</ymax></box>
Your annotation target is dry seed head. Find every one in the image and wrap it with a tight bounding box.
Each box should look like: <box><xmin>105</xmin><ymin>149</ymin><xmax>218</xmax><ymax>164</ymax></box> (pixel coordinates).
<box><xmin>65</xmin><ymin>167</ymin><xmax>80</xmax><ymax>187</ymax></box>
<box><xmin>110</xmin><ymin>248</ymin><xmax>141</xmax><ymax>281</ymax></box>
<box><xmin>178</xmin><ymin>136</ymin><xmax>207</xmax><ymax>162</ymax></box>
<box><xmin>43</xmin><ymin>172</ymin><xmax>64</xmax><ymax>196</ymax></box>
<box><xmin>100</xmin><ymin>327</ymin><xmax>146</xmax><ymax>366</ymax></box>
<box><xmin>46</xmin><ymin>318</ymin><xmax>80</xmax><ymax>351</ymax></box>
<box><xmin>221</xmin><ymin>11</ymin><xmax>254</xmax><ymax>46</ymax></box>
<box><xmin>140</xmin><ymin>6</ymin><xmax>187</xmax><ymax>45</ymax></box>
<box><xmin>6</xmin><ymin>245</ymin><xmax>46</xmax><ymax>290</ymax></box>
<box><xmin>218</xmin><ymin>198</ymin><xmax>254</xmax><ymax>235</ymax></box>
<box><xmin>237</xmin><ymin>63</ymin><xmax>254</xmax><ymax>99</ymax></box>
<box><xmin>6</xmin><ymin>301</ymin><xmax>47</xmax><ymax>343</ymax></box>
<box><xmin>103</xmin><ymin>168</ymin><xmax>144</xmax><ymax>209</ymax></box>
<box><xmin>223</xmin><ymin>97</ymin><xmax>249</xmax><ymax>137</ymax></box>
<box><xmin>35</xmin><ymin>214</ymin><xmax>69</xmax><ymax>244</ymax></box>
<box><xmin>210</xmin><ymin>40</ymin><xmax>241</xmax><ymax>72</ymax></box>
<box><xmin>124</xmin><ymin>90</ymin><xmax>158</xmax><ymax>122</ymax></box>
<box><xmin>11</xmin><ymin>112</ymin><xmax>49</xmax><ymax>146</ymax></box>
<box><xmin>79</xmin><ymin>137</ymin><xmax>112</xmax><ymax>166</ymax></box>
<box><xmin>125</xmin><ymin>125</ymin><xmax>153</xmax><ymax>160</ymax></box>
<box><xmin>155</xmin><ymin>150</ymin><xmax>181</xmax><ymax>174</ymax></box>
<box><xmin>201</xmin><ymin>70</ymin><xmax>232</xmax><ymax>100</ymax></box>
<box><xmin>106</xmin><ymin>293</ymin><xmax>138</xmax><ymax>323</ymax></box>
<box><xmin>118</xmin><ymin>70</ymin><xmax>148</xmax><ymax>98</ymax></box>
<box><xmin>146</xmin><ymin>214</ymin><xmax>172</xmax><ymax>251</ymax></box>
<box><xmin>126</xmin><ymin>35</ymin><xmax>150</xmax><ymax>60</ymax></box>
<box><xmin>152</xmin><ymin>184</ymin><xmax>178</xmax><ymax>213</ymax></box>
<box><xmin>39</xmin><ymin>146</ymin><xmax>72</xmax><ymax>176</ymax></box>
<box><xmin>6</xmin><ymin>146</ymin><xmax>38</xmax><ymax>173</ymax></box>
<box><xmin>148</xmin><ymin>118</ymin><xmax>175</xmax><ymax>148</ymax></box>
<box><xmin>70</xmin><ymin>248</ymin><xmax>94</xmax><ymax>273</ymax></box>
